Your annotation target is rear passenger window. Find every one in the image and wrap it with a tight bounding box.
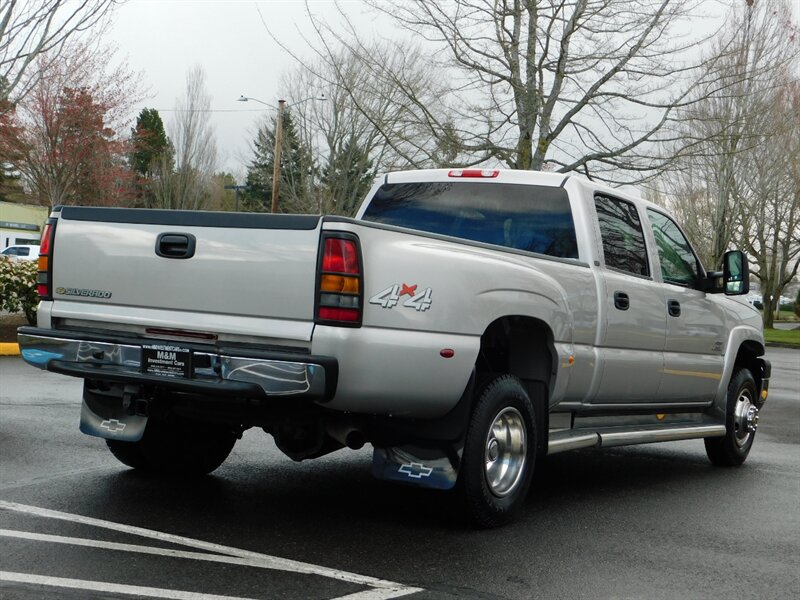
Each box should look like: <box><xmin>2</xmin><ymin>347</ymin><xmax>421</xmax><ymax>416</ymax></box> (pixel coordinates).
<box><xmin>363</xmin><ymin>182</ymin><xmax>579</xmax><ymax>259</ymax></box>
<box><xmin>594</xmin><ymin>195</ymin><xmax>649</xmax><ymax>277</ymax></box>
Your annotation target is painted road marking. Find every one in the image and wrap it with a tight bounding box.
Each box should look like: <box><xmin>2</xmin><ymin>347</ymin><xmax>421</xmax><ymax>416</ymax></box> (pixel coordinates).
<box><xmin>0</xmin><ymin>501</ymin><xmax>422</xmax><ymax>599</ymax></box>
<box><xmin>0</xmin><ymin>571</ymin><xmax>263</xmax><ymax>600</ymax></box>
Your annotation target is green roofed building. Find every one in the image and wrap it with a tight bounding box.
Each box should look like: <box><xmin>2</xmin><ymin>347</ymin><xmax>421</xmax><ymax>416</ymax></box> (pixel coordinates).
<box><xmin>0</xmin><ymin>201</ymin><xmax>49</xmax><ymax>249</ymax></box>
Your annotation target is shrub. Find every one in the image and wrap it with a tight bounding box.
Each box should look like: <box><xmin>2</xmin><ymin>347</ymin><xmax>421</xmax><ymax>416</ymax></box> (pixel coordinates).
<box><xmin>0</xmin><ymin>257</ymin><xmax>38</xmax><ymax>325</ymax></box>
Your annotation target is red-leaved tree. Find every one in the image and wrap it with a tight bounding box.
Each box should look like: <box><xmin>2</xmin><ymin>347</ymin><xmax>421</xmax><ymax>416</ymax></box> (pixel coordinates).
<box><xmin>0</xmin><ymin>40</ymin><xmax>143</xmax><ymax>207</ymax></box>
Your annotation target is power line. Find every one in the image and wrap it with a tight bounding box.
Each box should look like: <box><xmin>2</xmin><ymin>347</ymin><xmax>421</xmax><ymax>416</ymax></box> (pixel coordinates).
<box><xmin>149</xmin><ymin>108</ymin><xmax>269</xmax><ymax>113</ymax></box>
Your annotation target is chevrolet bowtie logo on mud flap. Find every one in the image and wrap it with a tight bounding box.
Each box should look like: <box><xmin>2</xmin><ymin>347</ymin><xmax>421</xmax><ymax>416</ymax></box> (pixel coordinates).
<box><xmin>100</xmin><ymin>419</ymin><xmax>126</xmax><ymax>434</ymax></box>
<box><xmin>398</xmin><ymin>462</ymin><xmax>433</xmax><ymax>479</ymax></box>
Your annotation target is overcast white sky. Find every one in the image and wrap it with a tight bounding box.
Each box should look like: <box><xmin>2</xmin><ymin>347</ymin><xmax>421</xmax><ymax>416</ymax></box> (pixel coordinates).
<box><xmin>107</xmin><ymin>0</ymin><xmax>799</xmax><ymax>181</ymax></box>
<box><xmin>109</xmin><ymin>1</ymin><xmax>377</xmax><ymax>180</ymax></box>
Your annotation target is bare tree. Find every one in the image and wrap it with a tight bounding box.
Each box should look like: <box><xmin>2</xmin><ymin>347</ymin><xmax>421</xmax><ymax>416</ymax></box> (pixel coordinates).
<box><xmin>734</xmin><ymin>79</ymin><xmax>800</xmax><ymax>327</ymax></box>
<box><xmin>300</xmin><ymin>0</ymin><xmax>739</xmax><ymax>182</ymax></box>
<box><xmin>282</xmin><ymin>47</ymin><xmax>432</xmax><ymax>215</ymax></box>
<box><xmin>663</xmin><ymin>3</ymin><xmax>798</xmax><ymax>250</ymax></box>
<box><xmin>0</xmin><ymin>0</ymin><xmax>117</xmax><ymax>104</ymax></box>
<box><xmin>0</xmin><ymin>40</ymin><xmax>143</xmax><ymax>207</ymax></box>
<box><xmin>152</xmin><ymin>66</ymin><xmax>217</xmax><ymax>210</ymax></box>
<box><xmin>671</xmin><ymin>1</ymin><xmax>798</xmax><ymax>267</ymax></box>
<box><xmin>660</xmin><ymin>1</ymin><xmax>799</xmax><ymax>327</ymax></box>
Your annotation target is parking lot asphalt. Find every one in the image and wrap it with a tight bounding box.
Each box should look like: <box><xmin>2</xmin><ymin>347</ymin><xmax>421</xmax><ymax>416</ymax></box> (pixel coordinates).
<box><xmin>1</xmin><ymin>347</ymin><xmax>798</xmax><ymax>599</ymax></box>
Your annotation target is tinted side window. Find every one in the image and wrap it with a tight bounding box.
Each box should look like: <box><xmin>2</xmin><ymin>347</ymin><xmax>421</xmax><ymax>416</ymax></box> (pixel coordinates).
<box><xmin>18</xmin><ymin>247</ymin><xmax>30</xmax><ymax>256</ymax></box>
<box><xmin>594</xmin><ymin>195</ymin><xmax>649</xmax><ymax>276</ymax></box>
<box><xmin>647</xmin><ymin>209</ymin><xmax>699</xmax><ymax>286</ymax></box>
<box><xmin>363</xmin><ymin>182</ymin><xmax>579</xmax><ymax>259</ymax></box>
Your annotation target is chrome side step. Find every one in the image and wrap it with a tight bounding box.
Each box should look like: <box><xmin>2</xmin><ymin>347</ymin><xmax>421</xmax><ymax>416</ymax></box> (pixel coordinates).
<box><xmin>598</xmin><ymin>425</ymin><xmax>725</xmax><ymax>448</ymax></box>
<box><xmin>547</xmin><ymin>424</ymin><xmax>726</xmax><ymax>455</ymax></box>
<box><xmin>547</xmin><ymin>431</ymin><xmax>599</xmax><ymax>455</ymax></box>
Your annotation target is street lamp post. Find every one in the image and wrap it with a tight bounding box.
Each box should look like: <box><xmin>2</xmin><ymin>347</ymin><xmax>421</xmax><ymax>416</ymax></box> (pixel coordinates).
<box><xmin>238</xmin><ymin>94</ymin><xmax>325</xmax><ymax>214</ymax></box>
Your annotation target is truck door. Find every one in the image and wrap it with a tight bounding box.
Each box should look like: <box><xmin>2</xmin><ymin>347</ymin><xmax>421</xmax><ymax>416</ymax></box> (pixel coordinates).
<box><xmin>645</xmin><ymin>209</ymin><xmax>726</xmax><ymax>403</ymax></box>
<box><xmin>591</xmin><ymin>194</ymin><xmax>666</xmax><ymax>404</ymax></box>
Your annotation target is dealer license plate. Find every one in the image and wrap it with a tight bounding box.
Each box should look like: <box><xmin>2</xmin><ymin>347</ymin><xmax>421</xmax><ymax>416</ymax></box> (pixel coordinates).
<box><xmin>141</xmin><ymin>345</ymin><xmax>192</xmax><ymax>378</ymax></box>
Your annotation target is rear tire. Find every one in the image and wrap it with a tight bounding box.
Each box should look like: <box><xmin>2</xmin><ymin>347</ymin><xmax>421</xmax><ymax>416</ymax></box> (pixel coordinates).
<box><xmin>458</xmin><ymin>375</ymin><xmax>536</xmax><ymax>528</ymax></box>
<box><xmin>705</xmin><ymin>368</ymin><xmax>759</xmax><ymax>467</ymax></box>
<box><xmin>106</xmin><ymin>418</ymin><xmax>237</xmax><ymax>475</ymax></box>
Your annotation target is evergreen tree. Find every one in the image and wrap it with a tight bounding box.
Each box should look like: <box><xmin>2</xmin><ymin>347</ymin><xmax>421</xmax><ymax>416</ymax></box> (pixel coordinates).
<box><xmin>131</xmin><ymin>108</ymin><xmax>170</xmax><ymax>176</ymax></box>
<box><xmin>320</xmin><ymin>138</ymin><xmax>374</xmax><ymax>216</ymax></box>
<box><xmin>243</xmin><ymin>110</ymin><xmax>314</xmax><ymax>213</ymax></box>
<box><xmin>130</xmin><ymin>108</ymin><xmax>172</xmax><ymax>207</ymax></box>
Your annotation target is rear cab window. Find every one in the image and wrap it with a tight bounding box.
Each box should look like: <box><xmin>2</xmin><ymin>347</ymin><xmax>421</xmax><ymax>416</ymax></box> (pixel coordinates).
<box><xmin>361</xmin><ymin>181</ymin><xmax>579</xmax><ymax>259</ymax></box>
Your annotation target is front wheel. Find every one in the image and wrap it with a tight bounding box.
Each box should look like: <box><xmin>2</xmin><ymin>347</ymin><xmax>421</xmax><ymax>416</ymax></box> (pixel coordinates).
<box><xmin>705</xmin><ymin>368</ymin><xmax>759</xmax><ymax>467</ymax></box>
<box><xmin>106</xmin><ymin>418</ymin><xmax>237</xmax><ymax>475</ymax></box>
<box><xmin>458</xmin><ymin>375</ymin><xmax>536</xmax><ymax>528</ymax></box>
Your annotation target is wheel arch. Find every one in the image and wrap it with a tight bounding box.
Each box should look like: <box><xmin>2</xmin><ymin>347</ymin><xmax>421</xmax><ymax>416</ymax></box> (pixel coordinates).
<box><xmin>712</xmin><ymin>327</ymin><xmax>767</xmax><ymax>419</ymax></box>
<box><xmin>476</xmin><ymin>315</ymin><xmax>556</xmax><ymax>454</ymax></box>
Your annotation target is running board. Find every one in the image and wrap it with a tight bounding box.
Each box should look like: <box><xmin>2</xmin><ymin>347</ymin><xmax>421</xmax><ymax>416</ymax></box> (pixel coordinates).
<box><xmin>548</xmin><ymin>424</ymin><xmax>726</xmax><ymax>455</ymax></box>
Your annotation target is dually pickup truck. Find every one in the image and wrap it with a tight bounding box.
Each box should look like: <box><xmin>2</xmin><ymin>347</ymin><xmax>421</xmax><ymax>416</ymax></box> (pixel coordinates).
<box><xmin>19</xmin><ymin>169</ymin><xmax>770</xmax><ymax>527</ymax></box>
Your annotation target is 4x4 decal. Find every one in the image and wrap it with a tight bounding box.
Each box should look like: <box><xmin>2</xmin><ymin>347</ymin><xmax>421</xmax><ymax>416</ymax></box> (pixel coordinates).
<box><xmin>369</xmin><ymin>283</ymin><xmax>433</xmax><ymax>312</ymax></box>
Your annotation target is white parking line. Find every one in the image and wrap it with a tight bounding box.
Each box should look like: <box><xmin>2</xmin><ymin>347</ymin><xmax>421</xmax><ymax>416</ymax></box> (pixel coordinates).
<box><xmin>0</xmin><ymin>501</ymin><xmax>423</xmax><ymax>600</ymax></box>
<box><xmin>0</xmin><ymin>571</ymin><xmax>264</xmax><ymax>600</ymax></box>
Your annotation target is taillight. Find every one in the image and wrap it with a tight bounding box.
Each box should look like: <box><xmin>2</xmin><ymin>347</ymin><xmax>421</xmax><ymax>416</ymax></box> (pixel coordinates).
<box><xmin>448</xmin><ymin>169</ymin><xmax>499</xmax><ymax>178</ymax></box>
<box><xmin>37</xmin><ymin>218</ymin><xmax>57</xmax><ymax>299</ymax></box>
<box><xmin>316</xmin><ymin>234</ymin><xmax>362</xmax><ymax>326</ymax></box>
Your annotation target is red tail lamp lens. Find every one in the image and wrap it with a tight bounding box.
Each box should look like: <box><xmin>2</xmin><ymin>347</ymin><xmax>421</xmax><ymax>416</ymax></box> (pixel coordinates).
<box><xmin>318</xmin><ymin>307</ymin><xmax>360</xmax><ymax>322</ymax></box>
<box><xmin>39</xmin><ymin>223</ymin><xmax>53</xmax><ymax>255</ymax></box>
<box><xmin>317</xmin><ymin>234</ymin><xmax>362</xmax><ymax>326</ymax></box>
<box><xmin>322</xmin><ymin>238</ymin><xmax>359</xmax><ymax>274</ymax></box>
<box><xmin>37</xmin><ymin>220</ymin><xmax>56</xmax><ymax>299</ymax></box>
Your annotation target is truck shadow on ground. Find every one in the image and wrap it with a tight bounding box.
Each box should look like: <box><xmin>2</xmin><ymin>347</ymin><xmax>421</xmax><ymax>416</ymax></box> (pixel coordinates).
<box><xmin>93</xmin><ymin>441</ymin><xmax>725</xmax><ymax>535</ymax></box>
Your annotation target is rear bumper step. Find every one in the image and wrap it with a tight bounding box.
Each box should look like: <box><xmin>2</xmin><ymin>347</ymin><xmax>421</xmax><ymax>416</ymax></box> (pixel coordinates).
<box><xmin>17</xmin><ymin>327</ymin><xmax>337</xmax><ymax>401</ymax></box>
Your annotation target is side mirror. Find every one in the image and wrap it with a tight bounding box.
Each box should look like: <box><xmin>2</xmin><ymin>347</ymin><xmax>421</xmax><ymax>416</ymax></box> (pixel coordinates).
<box><xmin>723</xmin><ymin>250</ymin><xmax>749</xmax><ymax>295</ymax></box>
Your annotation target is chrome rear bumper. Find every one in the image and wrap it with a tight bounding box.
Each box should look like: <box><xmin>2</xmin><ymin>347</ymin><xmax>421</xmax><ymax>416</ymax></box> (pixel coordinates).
<box><xmin>17</xmin><ymin>327</ymin><xmax>336</xmax><ymax>401</ymax></box>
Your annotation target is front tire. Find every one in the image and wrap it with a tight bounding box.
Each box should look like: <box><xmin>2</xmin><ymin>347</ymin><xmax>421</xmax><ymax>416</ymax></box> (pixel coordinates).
<box><xmin>106</xmin><ymin>418</ymin><xmax>237</xmax><ymax>475</ymax></box>
<box><xmin>705</xmin><ymin>368</ymin><xmax>759</xmax><ymax>467</ymax></box>
<box><xmin>458</xmin><ymin>375</ymin><xmax>536</xmax><ymax>528</ymax></box>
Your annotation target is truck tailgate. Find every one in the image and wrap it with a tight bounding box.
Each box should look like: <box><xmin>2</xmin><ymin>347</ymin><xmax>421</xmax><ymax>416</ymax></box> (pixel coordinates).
<box><xmin>51</xmin><ymin>208</ymin><xmax>321</xmax><ymax>333</ymax></box>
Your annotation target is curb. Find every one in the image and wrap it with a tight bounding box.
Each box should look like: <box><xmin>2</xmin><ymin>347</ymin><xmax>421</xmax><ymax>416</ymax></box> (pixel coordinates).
<box><xmin>0</xmin><ymin>342</ymin><xmax>20</xmax><ymax>356</ymax></box>
<box><xmin>765</xmin><ymin>342</ymin><xmax>800</xmax><ymax>350</ymax></box>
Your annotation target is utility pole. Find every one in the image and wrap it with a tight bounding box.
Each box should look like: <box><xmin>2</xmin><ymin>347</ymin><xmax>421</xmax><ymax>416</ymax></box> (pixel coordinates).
<box><xmin>271</xmin><ymin>99</ymin><xmax>286</xmax><ymax>213</ymax></box>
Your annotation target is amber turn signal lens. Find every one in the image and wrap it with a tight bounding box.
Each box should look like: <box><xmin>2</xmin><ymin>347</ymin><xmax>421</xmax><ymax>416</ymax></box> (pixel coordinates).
<box><xmin>320</xmin><ymin>274</ymin><xmax>359</xmax><ymax>294</ymax></box>
<box><xmin>38</xmin><ymin>256</ymin><xmax>48</xmax><ymax>271</ymax></box>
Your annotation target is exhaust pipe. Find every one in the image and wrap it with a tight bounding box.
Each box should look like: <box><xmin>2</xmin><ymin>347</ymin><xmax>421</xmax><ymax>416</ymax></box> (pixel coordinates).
<box><xmin>327</xmin><ymin>423</ymin><xmax>366</xmax><ymax>450</ymax></box>
<box><xmin>344</xmin><ymin>430</ymin><xmax>366</xmax><ymax>450</ymax></box>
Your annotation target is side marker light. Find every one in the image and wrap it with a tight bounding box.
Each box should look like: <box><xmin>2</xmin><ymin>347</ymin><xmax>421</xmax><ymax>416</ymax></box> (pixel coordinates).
<box><xmin>440</xmin><ymin>349</ymin><xmax>455</xmax><ymax>358</ymax></box>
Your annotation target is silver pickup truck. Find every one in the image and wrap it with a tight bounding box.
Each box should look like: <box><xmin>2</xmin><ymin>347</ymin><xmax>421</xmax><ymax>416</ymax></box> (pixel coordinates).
<box><xmin>19</xmin><ymin>169</ymin><xmax>770</xmax><ymax>527</ymax></box>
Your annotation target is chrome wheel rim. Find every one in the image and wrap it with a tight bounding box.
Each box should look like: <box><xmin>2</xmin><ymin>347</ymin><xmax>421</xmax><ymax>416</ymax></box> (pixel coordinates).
<box><xmin>484</xmin><ymin>407</ymin><xmax>527</xmax><ymax>497</ymax></box>
<box><xmin>733</xmin><ymin>387</ymin><xmax>758</xmax><ymax>448</ymax></box>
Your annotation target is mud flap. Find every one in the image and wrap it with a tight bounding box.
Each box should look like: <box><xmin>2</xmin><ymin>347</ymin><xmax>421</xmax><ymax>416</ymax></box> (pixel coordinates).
<box><xmin>79</xmin><ymin>386</ymin><xmax>148</xmax><ymax>442</ymax></box>
<box><xmin>372</xmin><ymin>444</ymin><xmax>462</xmax><ymax>490</ymax></box>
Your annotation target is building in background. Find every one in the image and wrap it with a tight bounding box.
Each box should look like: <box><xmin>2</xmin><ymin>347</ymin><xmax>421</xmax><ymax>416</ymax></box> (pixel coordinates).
<box><xmin>0</xmin><ymin>202</ymin><xmax>49</xmax><ymax>248</ymax></box>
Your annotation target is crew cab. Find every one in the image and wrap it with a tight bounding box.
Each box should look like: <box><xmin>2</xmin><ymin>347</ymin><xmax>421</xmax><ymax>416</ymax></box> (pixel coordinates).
<box><xmin>18</xmin><ymin>169</ymin><xmax>770</xmax><ymax>527</ymax></box>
